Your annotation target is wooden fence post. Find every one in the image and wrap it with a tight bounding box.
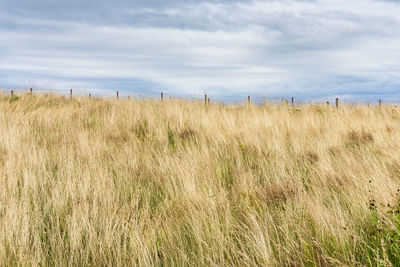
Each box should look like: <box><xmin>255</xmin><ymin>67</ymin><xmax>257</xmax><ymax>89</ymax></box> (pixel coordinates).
<box><xmin>336</xmin><ymin>98</ymin><xmax>339</xmax><ymax>108</ymax></box>
<box><xmin>161</xmin><ymin>92</ymin><xmax>164</xmax><ymax>102</ymax></box>
<box><xmin>379</xmin><ymin>99</ymin><xmax>382</xmax><ymax>108</ymax></box>
<box><xmin>248</xmin><ymin>95</ymin><xmax>251</xmax><ymax>104</ymax></box>
<box><xmin>326</xmin><ymin>101</ymin><xmax>329</xmax><ymax>106</ymax></box>
<box><xmin>204</xmin><ymin>94</ymin><xmax>207</xmax><ymax>106</ymax></box>
<box><xmin>11</xmin><ymin>90</ymin><xmax>14</xmax><ymax>98</ymax></box>
<box><xmin>89</xmin><ymin>93</ymin><xmax>91</xmax><ymax>99</ymax></box>
<box><xmin>208</xmin><ymin>98</ymin><xmax>211</xmax><ymax>105</ymax></box>
<box><xmin>116</xmin><ymin>91</ymin><xmax>119</xmax><ymax>99</ymax></box>
<box><xmin>70</xmin><ymin>89</ymin><xmax>72</xmax><ymax>99</ymax></box>
<box><xmin>30</xmin><ymin>88</ymin><xmax>32</xmax><ymax>94</ymax></box>
<box><xmin>291</xmin><ymin>97</ymin><xmax>294</xmax><ymax>107</ymax></box>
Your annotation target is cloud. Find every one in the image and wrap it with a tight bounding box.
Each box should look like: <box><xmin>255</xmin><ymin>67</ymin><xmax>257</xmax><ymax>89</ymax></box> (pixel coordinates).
<box><xmin>1</xmin><ymin>0</ymin><xmax>400</xmax><ymax>100</ymax></box>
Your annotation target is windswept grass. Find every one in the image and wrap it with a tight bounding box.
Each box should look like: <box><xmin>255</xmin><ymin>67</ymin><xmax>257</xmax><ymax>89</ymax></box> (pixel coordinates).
<box><xmin>0</xmin><ymin>92</ymin><xmax>399</xmax><ymax>266</ymax></box>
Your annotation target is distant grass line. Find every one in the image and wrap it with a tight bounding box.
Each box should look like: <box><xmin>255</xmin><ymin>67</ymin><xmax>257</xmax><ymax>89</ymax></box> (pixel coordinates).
<box><xmin>2</xmin><ymin>88</ymin><xmax>392</xmax><ymax>105</ymax></box>
<box><xmin>0</xmin><ymin>92</ymin><xmax>399</xmax><ymax>266</ymax></box>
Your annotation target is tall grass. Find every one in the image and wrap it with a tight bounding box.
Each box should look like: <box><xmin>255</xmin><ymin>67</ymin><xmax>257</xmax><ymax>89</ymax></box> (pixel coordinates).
<box><xmin>0</xmin><ymin>92</ymin><xmax>399</xmax><ymax>266</ymax></box>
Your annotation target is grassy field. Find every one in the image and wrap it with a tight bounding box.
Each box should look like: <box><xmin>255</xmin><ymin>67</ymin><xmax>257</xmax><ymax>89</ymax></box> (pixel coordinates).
<box><xmin>0</xmin><ymin>92</ymin><xmax>399</xmax><ymax>266</ymax></box>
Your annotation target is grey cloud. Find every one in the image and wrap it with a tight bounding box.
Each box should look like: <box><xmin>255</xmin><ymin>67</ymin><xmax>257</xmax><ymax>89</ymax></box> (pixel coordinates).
<box><xmin>1</xmin><ymin>0</ymin><xmax>400</xmax><ymax>100</ymax></box>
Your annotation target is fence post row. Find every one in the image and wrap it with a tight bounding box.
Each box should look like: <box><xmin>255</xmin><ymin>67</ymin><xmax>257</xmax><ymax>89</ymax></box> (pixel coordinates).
<box><xmin>14</xmin><ymin>90</ymin><xmax>386</xmax><ymax>109</ymax></box>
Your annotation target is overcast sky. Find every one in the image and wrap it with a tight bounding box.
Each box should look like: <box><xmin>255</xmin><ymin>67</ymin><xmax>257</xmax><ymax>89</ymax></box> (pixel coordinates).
<box><xmin>1</xmin><ymin>0</ymin><xmax>400</xmax><ymax>100</ymax></box>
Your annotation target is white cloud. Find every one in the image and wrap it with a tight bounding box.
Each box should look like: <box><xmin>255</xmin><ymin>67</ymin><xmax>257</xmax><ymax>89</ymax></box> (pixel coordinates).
<box><xmin>1</xmin><ymin>0</ymin><xmax>400</xmax><ymax>99</ymax></box>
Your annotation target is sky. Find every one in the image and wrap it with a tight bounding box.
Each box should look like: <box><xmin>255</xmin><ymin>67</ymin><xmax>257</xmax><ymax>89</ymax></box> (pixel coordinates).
<box><xmin>1</xmin><ymin>0</ymin><xmax>400</xmax><ymax>101</ymax></box>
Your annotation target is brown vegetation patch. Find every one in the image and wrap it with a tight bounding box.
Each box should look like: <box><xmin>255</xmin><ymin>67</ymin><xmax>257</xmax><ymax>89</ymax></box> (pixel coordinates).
<box><xmin>239</xmin><ymin>143</ymin><xmax>260</xmax><ymax>157</ymax></box>
<box><xmin>326</xmin><ymin>174</ymin><xmax>353</xmax><ymax>190</ymax></box>
<box><xmin>104</xmin><ymin>130</ymin><xmax>129</xmax><ymax>144</ymax></box>
<box><xmin>255</xmin><ymin>182</ymin><xmax>298</xmax><ymax>205</ymax></box>
<box><xmin>0</xmin><ymin>146</ymin><xmax>7</xmax><ymax>167</ymax></box>
<box><xmin>386</xmin><ymin>125</ymin><xmax>394</xmax><ymax>134</ymax></box>
<box><xmin>298</xmin><ymin>151</ymin><xmax>320</xmax><ymax>165</ymax></box>
<box><xmin>179</xmin><ymin>128</ymin><xmax>197</xmax><ymax>140</ymax></box>
<box><xmin>305</xmin><ymin>151</ymin><xmax>319</xmax><ymax>164</ymax></box>
<box><xmin>387</xmin><ymin>162</ymin><xmax>400</xmax><ymax>180</ymax></box>
<box><xmin>346</xmin><ymin>130</ymin><xmax>374</xmax><ymax>147</ymax></box>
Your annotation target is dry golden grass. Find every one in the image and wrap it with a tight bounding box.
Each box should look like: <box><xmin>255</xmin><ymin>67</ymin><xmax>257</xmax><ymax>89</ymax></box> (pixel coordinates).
<box><xmin>0</xmin><ymin>92</ymin><xmax>399</xmax><ymax>266</ymax></box>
